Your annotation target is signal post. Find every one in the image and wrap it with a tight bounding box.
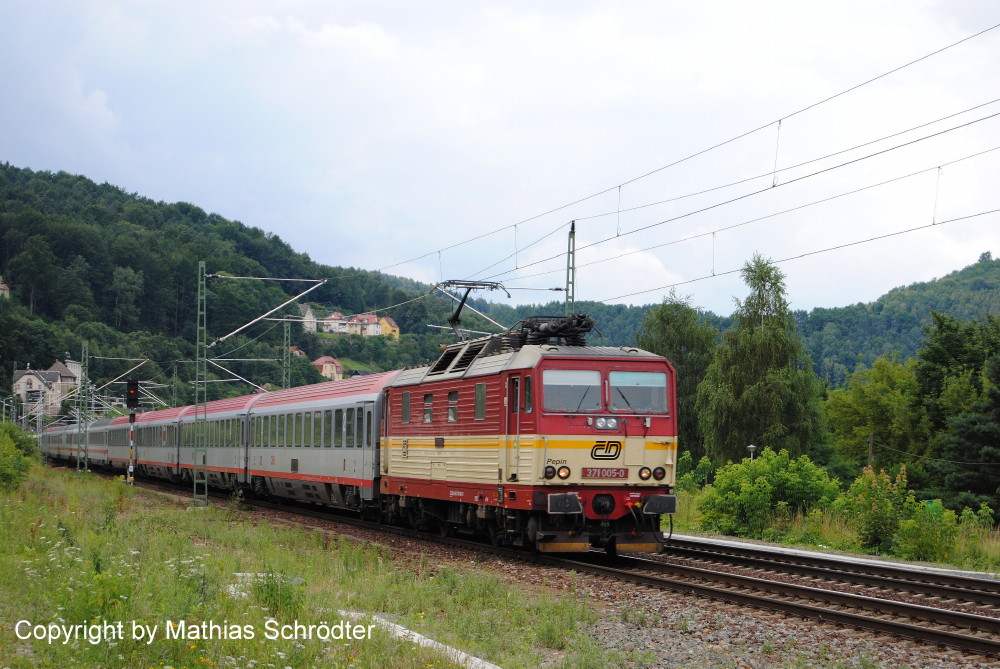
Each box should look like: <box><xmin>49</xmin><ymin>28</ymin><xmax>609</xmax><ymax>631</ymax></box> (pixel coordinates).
<box><xmin>126</xmin><ymin>379</ymin><xmax>139</xmax><ymax>485</ymax></box>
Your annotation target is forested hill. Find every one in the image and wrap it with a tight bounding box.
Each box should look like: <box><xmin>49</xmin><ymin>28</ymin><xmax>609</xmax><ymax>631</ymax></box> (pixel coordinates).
<box><xmin>0</xmin><ymin>163</ymin><xmax>477</xmax><ymax>394</ymax></box>
<box><xmin>795</xmin><ymin>253</ymin><xmax>1000</xmax><ymax>385</ymax></box>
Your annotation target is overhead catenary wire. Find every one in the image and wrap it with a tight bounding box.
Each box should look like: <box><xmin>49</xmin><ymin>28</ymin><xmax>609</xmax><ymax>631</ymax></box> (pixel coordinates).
<box><xmin>507</xmin><ymin>146</ymin><xmax>1000</xmax><ymax>283</ymax></box>
<box><xmin>374</xmin><ymin>22</ymin><xmax>1000</xmax><ymax>278</ymax></box>
<box><xmin>480</xmin><ymin>112</ymin><xmax>1000</xmax><ymax>283</ymax></box>
<box><xmin>596</xmin><ymin>207</ymin><xmax>1000</xmax><ymax>303</ymax></box>
<box><xmin>570</xmin><ymin>97</ymin><xmax>1000</xmax><ymax>224</ymax></box>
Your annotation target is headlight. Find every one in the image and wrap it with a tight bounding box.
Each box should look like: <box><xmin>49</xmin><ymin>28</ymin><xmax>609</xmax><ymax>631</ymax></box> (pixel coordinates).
<box><xmin>557</xmin><ymin>466</ymin><xmax>571</xmax><ymax>480</ymax></box>
<box><xmin>544</xmin><ymin>465</ymin><xmax>556</xmax><ymax>480</ymax></box>
<box><xmin>638</xmin><ymin>467</ymin><xmax>652</xmax><ymax>480</ymax></box>
<box><xmin>653</xmin><ymin>467</ymin><xmax>666</xmax><ymax>481</ymax></box>
<box><xmin>595</xmin><ymin>417</ymin><xmax>618</xmax><ymax>430</ymax></box>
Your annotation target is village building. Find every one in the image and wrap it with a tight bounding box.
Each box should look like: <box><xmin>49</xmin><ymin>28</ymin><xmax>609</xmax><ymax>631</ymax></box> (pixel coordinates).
<box><xmin>312</xmin><ymin>356</ymin><xmax>344</xmax><ymax>381</ymax></box>
<box><xmin>0</xmin><ymin>275</ymin><xmax>10</xmax><ymax>300</ymax></box>
<box><xmin>319</xmin><ymin>311</ymin><xmax>349</xmax><ymax>334</ymax></box>
<box><xmin>379</xmin><ymin>315</ymin><xmax>400</xmax><ymax>340</ymax></box>
<box><xmin>349</xmin><ymin>313</ymin><xmax>380</xmax><ymax>336</ymax></box>
<box><xmin>298</xmin><ymin>304</ymin><xmax>317</xmax><ymax>333</ymax></box>
<box><xmin>12</xmin><ymin>355</ymin><xmax>81</xmax><ymax>418</ymax></box>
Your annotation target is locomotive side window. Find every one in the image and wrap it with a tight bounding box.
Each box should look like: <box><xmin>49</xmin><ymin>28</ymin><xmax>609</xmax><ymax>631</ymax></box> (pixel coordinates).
<box><xmin>542</xmin><ymin>369</ymin><xmax>602</xmax><ymax>412</ymax></box>
<box><xmin>609</xmin><ymin>371</ymin><xmax>668</xmax><ymax>413</ymax></box>
<box><xmin>475</xmin><ymin>383</ymin><xmax>486</xmax><ymax>420</ymax></box>
<box><xmin>524</xmin><ymin>376</ymin><xmax>533</xmax><ymax>413</ymax></box>
<box><xmin>423</xmin><ymin>394</ymin><xmax>433</xmax><ymax>423</ymax></box>
<box><xmin>448</xmin><ymin>391</ymin><xmax>458</xmax><ymax>422</ymax></box>
<box><xmin>401</xmin><ymin>392</ymin><xmax>410</xmax><ymax>424</ymax></box>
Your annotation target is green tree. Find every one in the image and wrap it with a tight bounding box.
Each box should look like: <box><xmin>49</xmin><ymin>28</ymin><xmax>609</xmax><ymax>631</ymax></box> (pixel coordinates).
<box><xmin>825</xmin><ymin>355</ymin><xmax>931</xmax><ymax>468</ymax></box>
<box><xmin>695</xmin><ymin>254</ymin><xmax>824</xmax><ymax>464</ymax></box>
<box><xmin>111</xmin><ymin>266</ymin><xmax>144</xmax><ymax>330</ymax></box>
<box><xmin>925</xmin><ymin>356</ymin><xmax>1000</xmax><ymax>511</ymax></box>
<box><xmin>637</xmin><ymin>290</ymin><xmax>718</xmax><ymax>460</ymax></box>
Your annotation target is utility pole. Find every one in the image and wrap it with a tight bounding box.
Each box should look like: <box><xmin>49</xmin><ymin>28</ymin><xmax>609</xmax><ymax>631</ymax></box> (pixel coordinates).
<box><xmin>565</xmin><ymin>221</ymin><xmax>576</xmax><ymax>316</ymax></box>
<box><xmin>75</xmin><ymin>341</ymin><xmax>89</xmax><ymax>473</ymax></box>
<box><xmin>868</xmin><ymin>433</ymin><xmax>874</xmax><ymax>467</ymax></box>
<box><xmin>193</xmin><ymin>261</ymin><xmax>209</xmax><ymax>506</ymax></box>
<box><xmin>282</xmin><ymin>321</ymin><xmax>291</xmax><ymax>389</ymax></box>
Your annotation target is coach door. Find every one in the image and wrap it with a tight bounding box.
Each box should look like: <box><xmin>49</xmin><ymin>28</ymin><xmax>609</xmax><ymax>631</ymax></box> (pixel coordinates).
<box><xmin>361</xmin><ymin>402</ymin><xmax>375</xmax><ymax>499</ymax></box>
<box><xmin>239</xmin><ymin>416</ymin><xmax>250</xmax><ymax>485</ymax></box>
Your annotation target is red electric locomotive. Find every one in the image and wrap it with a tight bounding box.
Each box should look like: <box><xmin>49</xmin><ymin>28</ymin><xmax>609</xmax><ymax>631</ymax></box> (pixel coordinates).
<box><xmin>378</xmin><ymin>315</ymin><xmax>678</xmax><ymax>554</ymax></box>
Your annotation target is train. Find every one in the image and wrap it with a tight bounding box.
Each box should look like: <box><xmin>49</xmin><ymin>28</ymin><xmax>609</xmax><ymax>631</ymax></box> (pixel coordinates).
<box><xmin>41</xmin><ymin>314</ymin><xmax>678</xmax><ymax>554</ymax></box>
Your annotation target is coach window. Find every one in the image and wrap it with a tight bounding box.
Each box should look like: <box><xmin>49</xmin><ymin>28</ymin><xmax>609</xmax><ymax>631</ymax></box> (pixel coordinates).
<box><xmin>448</xmin><ymin>391</ymin><xmax>458</xmax><ymax>422</ymax></box>
<box><xmin>366</xmin><ymin>410</ymin><xmax>373</xmax><ymax>448</ymax></box>
<box><xmin>423</xmin><ymin>394</ymin><xmax>433</xmax><ymax>423</ymax></box>
<box><xmin>323</xmin><ymin>410</ymin><xmax>332</xmax><ymax>447</ymax></box>
<box><xmin>355</xmin><ymin>409</ymin><xmax>364</xmax><ymax>448</ymax></box>
<box><xmin>277</xmin><ymin>414</ymin><xmax>285</xmax><ymax>447</ymax></box>
<box><xmin>401</xmin><ymin>392</ymin><xmax>410</xmax><ymax>424</ymax></box>
<box><xmin>474</xmin><ymin>383</ymin><xmax>486</xmax><ymax>420</ymax></box>
<box><xmin>346</xmin><ymin>408</ymin><xmax>356</xmax><ymax>447</ymax></box>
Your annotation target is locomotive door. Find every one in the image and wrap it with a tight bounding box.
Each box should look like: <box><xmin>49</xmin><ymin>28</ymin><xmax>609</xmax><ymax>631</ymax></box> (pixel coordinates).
<box><xmin>505</xmin><ymin>376</ymin><xmax>522</xmax><ymax>481</ymax></box>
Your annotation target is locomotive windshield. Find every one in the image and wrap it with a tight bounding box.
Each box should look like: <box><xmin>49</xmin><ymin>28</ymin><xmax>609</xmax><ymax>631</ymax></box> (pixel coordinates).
<box><xmin>542</xmin><ymin>369</ymin><xmax>602</xmax><ymax>412</ymax></box>
<box><xmin>609</xmin><ymin>371</ymin><xmax>668</xmax><ymax>413</ymax></box>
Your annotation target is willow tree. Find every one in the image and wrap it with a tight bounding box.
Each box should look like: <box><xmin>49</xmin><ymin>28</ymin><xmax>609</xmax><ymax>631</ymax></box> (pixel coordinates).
<box><xmin>637</xmin><ymin>289</ymin><xmax>718</xmax><ymax>460</ymax></box>
<box><xmin>695</xmin><ymin>254</ymin><xmax>823</xmax><ymax>464</ymax></box>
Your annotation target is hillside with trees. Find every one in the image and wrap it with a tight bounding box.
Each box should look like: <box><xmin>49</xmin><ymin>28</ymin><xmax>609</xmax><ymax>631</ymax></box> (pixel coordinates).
<box><xmin>0</xmin><ymin>163</ymin><xmax>489</xmax><ymax>402</ymax></box>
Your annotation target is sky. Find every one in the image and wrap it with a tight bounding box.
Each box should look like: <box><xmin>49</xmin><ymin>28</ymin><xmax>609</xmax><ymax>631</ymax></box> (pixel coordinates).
<box><xmin>2</xmin><ymin>1</ymin><xmax>999</xmax><ymax>317</ymax></box>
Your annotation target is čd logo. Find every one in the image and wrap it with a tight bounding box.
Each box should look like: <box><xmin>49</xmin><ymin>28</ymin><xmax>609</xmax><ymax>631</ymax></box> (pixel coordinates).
<box><xmin>591</xmin><ymin>441</ymin><xmax>622</xmax><ymax>460</ymax></box>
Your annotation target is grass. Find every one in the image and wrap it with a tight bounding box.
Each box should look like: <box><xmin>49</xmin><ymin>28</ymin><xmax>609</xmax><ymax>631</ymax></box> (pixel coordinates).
<box><xmin>0</xmin><ymin>465</ymin><xmax>646</xmax><ymax>669</ymax></box>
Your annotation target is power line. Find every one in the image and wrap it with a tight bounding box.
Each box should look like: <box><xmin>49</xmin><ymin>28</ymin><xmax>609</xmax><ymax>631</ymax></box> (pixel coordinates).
<box><xmin>598</xmin><ymin>207</ymin><xmax>1000</xmax><ymax>302</ymax></box>
<box><xmin>875</xmin><ymin>442</ymin><xmax>1000</xmax><ymax>466</ymax></box>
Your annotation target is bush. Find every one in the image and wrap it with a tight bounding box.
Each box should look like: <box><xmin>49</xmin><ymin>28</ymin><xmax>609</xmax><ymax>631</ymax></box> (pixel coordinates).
<box><xmin>894</xmin><ymin>499</ymin><xmax>959</xmax><ymax>562</ymax></box>
<box><xmin>839</xmin><ymin>466</ymin><xmax>909</xmax><ymax>554</ymax></box>
<box><xmin>0</xmin><ymin>431</ymin><xmax>32</xmax><ymax>492</ymax></box>
<box><xmin>0</xmin><ymin>422</ymin><xmax>39</xmax><ymax>460</ymax></box>
<box><xmin>697</xmin><ymin>448</ymin><xmax>840</xmax><ymax>538</ymax></box>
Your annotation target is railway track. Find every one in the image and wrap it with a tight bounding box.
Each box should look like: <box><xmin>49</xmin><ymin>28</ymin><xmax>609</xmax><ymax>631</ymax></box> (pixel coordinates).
<box><xmin>660</xmin><ymin>536</ymin><xmax>1000</xmax><ymax>611</ymax></box>
<box><xmin>119</xmin><ymin>474</ymin><xmax>1000</xmax><ymax>657</ymax></box>
<box><xmin>546</xmin><ymin>552</ymin><xmax>1000</xmax><ymax>656</ymax></box>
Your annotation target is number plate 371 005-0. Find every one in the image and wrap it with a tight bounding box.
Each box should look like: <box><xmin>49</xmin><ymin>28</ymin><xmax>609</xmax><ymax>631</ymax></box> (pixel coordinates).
<box><xmin>581</xmin><ymin>467</ymin><xmax>628</xmax><ymax>479</ymax></box>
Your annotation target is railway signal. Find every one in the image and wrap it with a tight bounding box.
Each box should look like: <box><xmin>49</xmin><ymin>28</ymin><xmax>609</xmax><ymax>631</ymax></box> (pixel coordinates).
<box><xmin>126</xmin><ymin>379</ymin><xmax>140</xmax><ymax>409</ymax></box>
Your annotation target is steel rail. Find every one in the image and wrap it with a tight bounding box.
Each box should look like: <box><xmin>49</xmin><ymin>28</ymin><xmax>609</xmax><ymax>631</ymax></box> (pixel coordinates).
<box><xmin>663</xmin><ymin>538</ymin><xmax>1000</xmax><ymax>607</ymax></box>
